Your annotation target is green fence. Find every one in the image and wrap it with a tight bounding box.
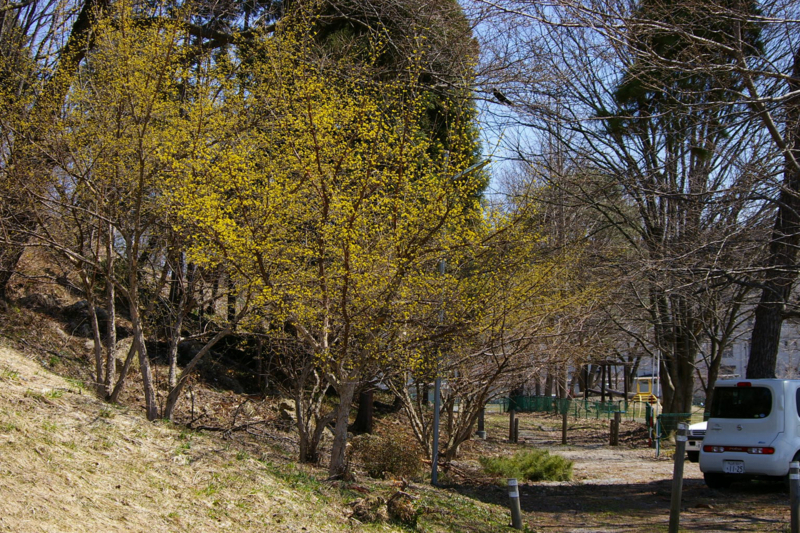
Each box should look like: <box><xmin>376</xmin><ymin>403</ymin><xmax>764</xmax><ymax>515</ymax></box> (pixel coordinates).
<box><xmin>656</xmin><ymin>413</ymin><xmax>692</xmax><ymax>437</ymax></box>
<box><xmin>501</xmin><ymin>395</ymin><xmax>646</xmax><ymax>420</ymax></box>
<box><xmin>653</xmin><ymin>412</ymin><xmax>692</xmax><ymax>456</ymax></box>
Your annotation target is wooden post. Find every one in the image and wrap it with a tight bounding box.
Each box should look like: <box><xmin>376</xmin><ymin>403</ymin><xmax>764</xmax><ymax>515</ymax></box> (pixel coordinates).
<box><xmin>514</xmin><ymin>418</ymin><xmax>520</xmax><ymax>443</ymax></box>
<box><xmin>509</xmin><ymin>407</ymin><xmax>516</xmax><ymax>443</ymax></box>
<box><xmin>477</xmin><ymin>407</ymin><xmax>486</xmax><ymax>439</ymax></box>
<box><xmin>668</xmin><ymin>423</ymin><xmax>688</xmax><ymax>533</ymax></box>
<box><xmin>561</xmin><ymin>407</ymin><xmax>568</xmax><ymax>445</ymax></box>
<box><xmin>508</xmin><ymin>479</ymin><xmax>523</xmax><ymax>530</ymax></box>
<box><xmin>610</xmin><ymin>411</ymin><xmax>621</xmax><ymax>446</ymax></box>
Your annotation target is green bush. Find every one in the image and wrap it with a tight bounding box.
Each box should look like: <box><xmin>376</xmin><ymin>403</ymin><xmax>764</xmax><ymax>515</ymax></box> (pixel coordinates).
<box><xmin>479</xmin><ymin>449</ymin><xmax>573</xmax><ymax>482</ymax></box>
<box><xmin>350</xmin><ymin>431</ymin><xmax>422</xmax><ymax>480</ymax></box>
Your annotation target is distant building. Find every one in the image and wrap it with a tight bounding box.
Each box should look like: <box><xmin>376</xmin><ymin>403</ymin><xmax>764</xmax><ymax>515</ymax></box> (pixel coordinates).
<box><xmin>630</xmin><ymin>320</ymin><xmax>800</xmax><ymax>407</ymax></box>
<box><xmin>718</xmin><ymin>320</ymin><xmax>800</xmax><ymax>380</ymax></box>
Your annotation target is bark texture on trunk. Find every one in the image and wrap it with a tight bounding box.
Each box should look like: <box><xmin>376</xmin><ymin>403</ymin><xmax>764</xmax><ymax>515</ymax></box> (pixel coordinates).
<box><xmin>328</xmin><ymin>381</ymin><xmax>356</xmax><ymax>477</ymax></box>
<box><xmin>747</xmin><ymin>48</ymin><xmax>800</xmax><ymax>379</ymax></box>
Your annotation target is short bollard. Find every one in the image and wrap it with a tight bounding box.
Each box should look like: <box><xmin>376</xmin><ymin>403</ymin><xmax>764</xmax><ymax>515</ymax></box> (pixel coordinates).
<box><xmin>791</xmin><ymin>461</ymin><xmax>800</xmax><ymax>533</ymax></box>
<box><xmin>669</xmin><ymin>422</ymin><xmax>687</xmax><ymax>533</ymax></box>
<box><xmin>508</xmin><ymin>478</ymin><xmax>523</xmax><ymax>530</ymax></box>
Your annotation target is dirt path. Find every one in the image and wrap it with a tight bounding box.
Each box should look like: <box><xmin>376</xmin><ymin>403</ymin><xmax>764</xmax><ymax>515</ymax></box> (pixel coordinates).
<box><xmin>455</xmin><ymin>413</ymin><xmax>791</xmax><ymax>532</ymax></box>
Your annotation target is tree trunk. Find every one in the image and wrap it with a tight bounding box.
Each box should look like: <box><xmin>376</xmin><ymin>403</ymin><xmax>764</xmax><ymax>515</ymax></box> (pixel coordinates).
<box><xmin>328</xmin><ymin>381</ymin><xmax>356</xmax><ymax>477</ymax></box>
<box><xmin>352</xmin><ymin>390</ymin><xmax>374</xmax><ymax>434</ymax></box>
<box><xmin>88</xmin><ymin>298</ymin><xmax>105</xmax><ymax>395</ymax></box>
<box><xmin>167</xmin><ymin>305</ymin><xmax>185</xmax><ymax>390</ymax></box>
<box><xmin>163</xmin><ymin>327</ymin><xmax>231</xmax><ymax>420</ymax></box>
<box><xmin>0</xmin><ymin>231</ymin><xmax>27</xmax><ymax>302</ymax></box>
<box><xmin>227</xmin><ymin>275</ymin><xmax>236</xmax><ymax>323</ymax></box>
<box><xmin>0</xmin><ymin>0</ymin><xmax>111</xmax><ymax>301</ymax></box>
<box><xmin>167</xmin><ymin>253</ymin><xmax>184</xmax><ymax>389</ymax></box>
<box><xmin>109</xmin><ymin>341</ymin><xmax>137</xmax><ymax>403</ymax></box>
<box><xmin>128</xmin><ymin>266</ymin><xmax>157</xmax><ymax>420</ymax></box>
<box><xmin>104</xmin><ymin>226</ymin><xmax>117</xmax><ymax>397</ymax></box>
<box><xmin>747</xmin><ymin>47</ymin><xmax>800</xmax><ymax>379</ymax></box>
<box><xmin>133</xmin><ymin>325</ymin><xmax>158</xmax><ymax>421</ymax></box>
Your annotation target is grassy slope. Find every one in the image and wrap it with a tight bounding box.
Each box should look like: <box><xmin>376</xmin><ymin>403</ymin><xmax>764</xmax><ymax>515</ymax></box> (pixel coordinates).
<box><xmin>0</xmin><ymin>342</ymin><xmax>510</xmax><ymax>533</ymax></box>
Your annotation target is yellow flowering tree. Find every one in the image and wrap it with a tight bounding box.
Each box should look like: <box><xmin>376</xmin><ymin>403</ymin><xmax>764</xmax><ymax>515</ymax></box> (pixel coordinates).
<box><xmin>34</xmin><ymin>3</ymin><xmax>243</xmax><ymax>418</ymax></box>
<box><xmin>166</xmin><ymin>23</ymin><xmax>484</xmax><ymax>475</ymax></box>
<box><xmin>390</xmin><ymin>203</ymin><xmax>605</xmax><ymax>462</ymax></box>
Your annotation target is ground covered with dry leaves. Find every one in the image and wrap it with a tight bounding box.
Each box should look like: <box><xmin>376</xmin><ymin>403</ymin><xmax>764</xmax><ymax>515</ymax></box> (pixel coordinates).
<box><xmin>450</xmin><ymin>412</ymin><xmax>791</xmax><ymax>532</ymax></box>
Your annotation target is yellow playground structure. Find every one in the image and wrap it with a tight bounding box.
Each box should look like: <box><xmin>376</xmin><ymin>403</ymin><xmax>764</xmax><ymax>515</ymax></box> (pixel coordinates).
<box><xmin>632</xmin><ymin>376</ymin><xmax>659</xmax><ymax>403</ymax></box>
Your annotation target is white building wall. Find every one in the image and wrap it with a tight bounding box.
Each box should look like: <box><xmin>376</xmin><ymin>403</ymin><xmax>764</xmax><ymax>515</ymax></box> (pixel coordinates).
<box><xmin>718</xmin><ymin>320</ymin><xmax>800</xmax><ymax>379</ymax></box>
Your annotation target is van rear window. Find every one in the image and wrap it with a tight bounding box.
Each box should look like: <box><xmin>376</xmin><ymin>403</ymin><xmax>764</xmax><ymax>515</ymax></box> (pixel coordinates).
<box><xmin>710</xmin><ymin>387</ymin><xmax>772</xmax><ymax>419</ymax></box>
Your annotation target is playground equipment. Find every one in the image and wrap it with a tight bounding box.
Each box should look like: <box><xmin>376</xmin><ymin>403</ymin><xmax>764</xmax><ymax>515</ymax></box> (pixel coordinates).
<box><xmin>632</xmin><ymin>376</ymin><xmax>659</xmax><ymax>403</ymax></box>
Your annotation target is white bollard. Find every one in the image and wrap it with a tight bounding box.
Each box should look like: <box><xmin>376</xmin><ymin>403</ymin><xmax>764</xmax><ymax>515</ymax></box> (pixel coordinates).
<box><xmin>508</xmin><ymin>478</ymin><xmax>523</xmax><ymax>530</ymax></box>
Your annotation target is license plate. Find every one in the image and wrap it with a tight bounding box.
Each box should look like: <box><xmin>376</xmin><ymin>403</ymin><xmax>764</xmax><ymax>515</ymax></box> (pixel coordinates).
<box><xmin>723</xmin><ymin>461</ymin><xmax>745</xmax><ymax>474</ymax></box>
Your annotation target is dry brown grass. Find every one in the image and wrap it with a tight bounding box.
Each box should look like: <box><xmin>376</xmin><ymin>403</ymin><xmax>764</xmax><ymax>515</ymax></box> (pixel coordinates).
<box><xmin>0</xmin><ymin>332</ymin><xmax>517</xmax><ymax>533</ymax></box>
<box><xmin>0</xmin><ymin>297</ymin><xmax>521</xmax><ymax>533</ymax></box>
<box><xmin>0</xmin><ymin>343</ymin><xmax>361</xmax><ymax>533</ymax></box>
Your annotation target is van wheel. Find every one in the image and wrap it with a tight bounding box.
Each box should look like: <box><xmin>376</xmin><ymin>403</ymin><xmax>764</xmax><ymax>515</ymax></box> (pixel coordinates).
<box><xmin>704</xmin><ymin>472</ymin><xmax>728</xmax><ymax>490</ymax></box>
<box><xmin>687</xmin><ymin>451</ymin><xmax>699</xmax><ymax>463</ymax></box>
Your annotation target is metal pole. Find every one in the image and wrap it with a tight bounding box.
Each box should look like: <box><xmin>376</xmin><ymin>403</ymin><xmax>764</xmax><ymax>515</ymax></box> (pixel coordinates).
<box><xmin>508</xmin><ymin>478</ymin><xmax>523</xmax><ymax>530</ymax></box>
<box><xmin>791</xmin><ymin>461</ymin><xmax>800</xmax><ymax>533</ymax></box>
<box><xmin>669</xmin><ymin>422</ymin><xmax>688</xmax><ymax>533</ymax></box>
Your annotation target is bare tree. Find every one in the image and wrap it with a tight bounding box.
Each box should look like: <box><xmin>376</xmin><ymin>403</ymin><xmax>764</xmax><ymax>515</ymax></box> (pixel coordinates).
<box><xmin>467</xmin><ymin>0</ymin><xmax>773</xmax><ymax>411</ymax></box>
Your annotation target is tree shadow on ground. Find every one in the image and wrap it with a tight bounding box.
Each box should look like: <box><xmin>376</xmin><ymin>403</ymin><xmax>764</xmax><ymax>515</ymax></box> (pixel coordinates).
<box><xmin>444</xmin><ymin>476</ymin><xmax>790</xmax><ymax>532</ymax></box>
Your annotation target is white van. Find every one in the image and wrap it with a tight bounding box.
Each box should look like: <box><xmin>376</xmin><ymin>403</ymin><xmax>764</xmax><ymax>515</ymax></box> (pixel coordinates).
<box><xmin>686</xmin><ymin>421</ymin><xmax>707</xmax><ymax>462</ymax></box>
<box><xmin>699</xmin><ymin>379</ymin><xmax>800</xmax><ymax>488</ymax></box>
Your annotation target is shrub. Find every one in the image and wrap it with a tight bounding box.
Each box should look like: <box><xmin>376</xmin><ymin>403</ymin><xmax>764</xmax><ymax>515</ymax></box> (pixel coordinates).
<box><xmin>350</xmin><ymin>430</ymin><xmax>423</xmax><ymax>480</ymax></box>
<box><xmin>479</xmin><ymin>449</ymin><xmax>573</xmax><ymax>482</ymax></box>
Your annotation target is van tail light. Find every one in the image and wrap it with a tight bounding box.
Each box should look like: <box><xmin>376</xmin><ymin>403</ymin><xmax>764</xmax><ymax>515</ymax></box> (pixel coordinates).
<box><xmin>703</xmin><ymin>445</ymin><xmax>775</xmax><ymax>454</ymax></box>
<box><xmin>747</xmin><ymin>447</ymin><xmax>775</xmax><ymax>454</ymax></box>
